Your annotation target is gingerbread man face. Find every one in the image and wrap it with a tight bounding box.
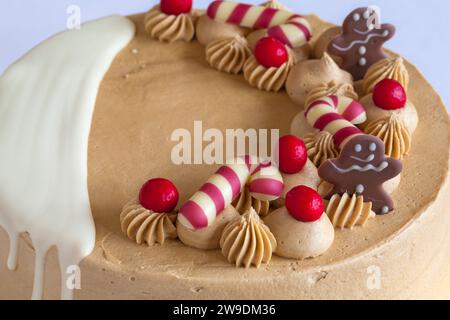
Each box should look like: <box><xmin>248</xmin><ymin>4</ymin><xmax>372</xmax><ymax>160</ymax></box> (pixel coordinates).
<box><xmin>328</xmin><ymin>7</ymin><xmax>396</xmax><ymax>80</ymax></box>
<box><xmin>319</xmin><ymin>135</ymin><xmax>402</xmax><ymax>215</ymax></box>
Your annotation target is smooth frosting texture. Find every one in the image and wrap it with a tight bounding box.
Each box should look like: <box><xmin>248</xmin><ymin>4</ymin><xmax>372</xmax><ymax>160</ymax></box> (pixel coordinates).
<box><xmin>196</xmin><ymin>14</ymin><xmax>249</xmax><ymax>46</ymax></box>
<box><xmin>325</xmin><ymin>193</ymin><xmax>375</xmax><ymax>229</ymax></box>
<box><xmin>243</xmin><ymin>51</ymin><xmax>295</xmax><ymax>92</ymax></box>
<box><xmin>363</xmin><ymin>57</ymin><xmax>410</xmax><ymax>94</ymax></box>
<box><xmin>120</xmin><ymin>201</ymin><xmax>177</xmax><ymax>245</ymax></box>
<box><xmin>220</xmin><ymin>208</ymin><xmax>276</xmax><ymax>268</ymax></box>
<box><xmin>144</xmin><ymin>6</ymin><xmax>195</xmax><ymax>43</ymax></box>
<box><xmin>206</xmin><ymin>36</ymin><xmax>251</xmax><ymax>74</ymax></box>
<box><xmin>0</xmin><ymin>15</ymin><xmax>135</xmax><ymax>300</ymax></box>
<box><xmin>286</xmin><ymin>53</ymin><xmax>353</xmax><ymax>107</ymax></box>
<box><xmin>264</xmin><ymin>207</ymin><xmax>335</xmax><ymax>259</ymax></box>
<box><xmin>365</xmin><ymin>114</ymin><xmax>412</xmax><ymax>160</ymax></box>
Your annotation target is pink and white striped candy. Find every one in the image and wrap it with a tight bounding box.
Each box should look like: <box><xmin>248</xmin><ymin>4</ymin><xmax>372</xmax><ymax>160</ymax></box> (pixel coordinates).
<box><xmin>207</xmin><ymin>1</ymin><xmax>312</xmax><ymax>48</ymax></box>
<box><xmin>177</xmin><ymin>156</ymin><xmax>283</xmax><ymax>230</ymax></box>
<box><xmin>305</xmin><ymin>96</ymin><xmax>366</xmax><ymax>148</ymax></box>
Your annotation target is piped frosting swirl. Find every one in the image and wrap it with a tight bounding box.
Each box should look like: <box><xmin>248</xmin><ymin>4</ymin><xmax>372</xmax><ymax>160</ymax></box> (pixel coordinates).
<box><xmin>220</xmin><ymin>208</ymin><xmax>276</xmax><ymax>268</ymax></box>
<box><xmin>206</xmin><ymin>36</ymin><xmax>252</xmax><ymax>74</ymax></box>
<box><xmin>144</xmin><ymin>6</ymin><xmax>195</xmax><ymax>43</ymax></box>
<box><xmin>233</xmin><ymin>187</ymin><xmax>270</xmax><ymax>217</ymax></box>
<box><xmin>325</xmin><ymin>193</ymin><xmax>375</xmax><ymax>229</ymax></box>
<box><xmin>120</xmin><ymin>200</ymin><xmax>177</xmax><ymax>246</ymax></box>
<box><xmin>243</xmin><ymin>50</ymin><xmax>295</xmax><ymax>92</ymax></box>
<box><xmin>364</xmin><ymin>114</ymin><xmax>411</xmax><ymax>160</ymax></box>
<box><xmin>363</xmin><ymin>57</ymin><xmax>410</xmax><ymax>94</ymax></box>
<box><xmin>304</xmin><ymin>131</ymin><xmax>339</xmax><ymax>167</ymax></box>
<box><xmin>305</xmin><ymin>80</ymin><xmax>358</xmax><ymax>108</ymax></box>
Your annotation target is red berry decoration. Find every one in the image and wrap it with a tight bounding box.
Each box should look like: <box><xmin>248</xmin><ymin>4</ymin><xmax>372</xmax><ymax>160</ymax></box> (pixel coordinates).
<box><xmin>160</xmin><ymin>0</ymin><xmax>192</xmax><ymax>15</ymax></box>
<box><xmin>276</xmin><ymin>135</ymin><xmax>308</xmax><ymax>174</ymax></box>
<box><xmin>139</xmin><ymin>178</ymin><xmax>179</xmax><ymax>213</ymax></box>
<box><xmin>372</xmin><ymin>79</ymin><xmax>407</xmax><ymax>110</ymax></box>
<box><xmin>254</xmin><ymin>36</ymin><xmax>288</xmax><ymax>68</ymax></box>
<box><xmin>285</xmin><ymin>186</ymin><xmax>324</xmax><ymax>223</ymax></box>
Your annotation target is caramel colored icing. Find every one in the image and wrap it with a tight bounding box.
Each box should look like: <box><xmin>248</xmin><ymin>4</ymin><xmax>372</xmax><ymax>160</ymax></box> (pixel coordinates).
<box><xmin>260</xmin><ymin>0</ymin><xmax>291</xmax><ymax>10</ymax></box>
<box><xmin>304</xmin><ymin>131</ymin><xmax>339</xmax><ymax>167</ymax></box>
<box><xmin>304</xmin><ymin>81</ymin><xmax>358</xmax><ymax>108</ymax></box>
<box><xmin>144</xmin><ymin>6</ymin><xmax>195</xmax><ymax>43</ymax></box>
<box><xmin>363</xmin><ymin>57</ymin><xmax>410</xmax><ymax>94</ymax></box>
<box><xmin>365</xmin><ymin>115</ymin><xmax>412</xmax><ymax>160</ymax></box>
<box><xmin>220</xmin><ymin>208</ymin><xmax>276</xmax><ymax>268</ymax></box>
<box><xmin>206</xmin><ymin>36</ymin><xmax>251</xmax><ymax>74</ymax></box>
<box><xmin>325</xmin><ymin>193</ymin><xmax>375</xmax><ymax>229</ymax></box>
<box><xmin>286</xmin><ymin>53</ymin><xmax>353</xmax><ymax>107</ymax></box>
<box><xmin>233</xmin><ymin>187</ymin><xmax>270</xmax><ymax>217</ymax></box>
<box><xmin>243</xmin><ymin>51</ymin><xmax>295</xmax><ymax>92</ymax></box>
<box><xmin>120</xmin><ymin>200</ymin><xmax>177</xmax><ymax>245</ymax></box>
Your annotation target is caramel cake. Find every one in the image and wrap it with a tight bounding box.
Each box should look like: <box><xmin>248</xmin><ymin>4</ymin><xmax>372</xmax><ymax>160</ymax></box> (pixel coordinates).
<box><xmin>0</xmin><ymin>1</ymin><xmax>449</xmax><ymax>300</ymax></box>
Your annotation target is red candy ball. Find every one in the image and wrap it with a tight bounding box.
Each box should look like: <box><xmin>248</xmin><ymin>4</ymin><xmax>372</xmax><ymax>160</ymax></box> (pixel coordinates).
<box><xmin>160</xmin><ymin>0</ymin><xmax>192</xmax><ymax>15</ymax></box>
<box><xmin>276</xmin><ymin>135</ymin><xmax>308</xmax><ymax>174</ymax></box>
<box><xmin>139</xmin><ymin>178</ymin><xmax>179</xmax><ymax>213</ymax></box>
<box><xmin>285</xmin><ymin>186</ymin><xmax>324</xmax><ymax>222</ymax></box>
<box><xmin>372</xmin><ymin>79</ymin><xmax>407</xmax><ymax>110</ymax></box>
<box><xmin>254</xmin><ymin>36</ymin><xmax>288</xmax><ymax>68</ymax></box>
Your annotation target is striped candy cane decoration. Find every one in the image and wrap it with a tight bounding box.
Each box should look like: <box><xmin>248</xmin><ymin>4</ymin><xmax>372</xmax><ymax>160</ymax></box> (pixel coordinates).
<box><xmin>305</xmin><ymin>96</ymin><xmax>366</xmax><ymax>148</ymax></box>
<box><xmin>178</xmin><ymin>156</ymin><xmax>283</xmax><ymax>230</ymax></box>
<box><xmin>207</xmin><ymin>1</ymin><xmax>312</xmax><ymax>48</ymax></box>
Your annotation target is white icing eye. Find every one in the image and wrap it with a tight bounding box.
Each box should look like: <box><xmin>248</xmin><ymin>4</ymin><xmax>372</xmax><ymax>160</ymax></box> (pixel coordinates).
<box><xmin>363</xmin><ymin>10</ymin><xmax>370</xmax><ymax>19</ymax></box>
<box><xmin>353</xmin><ymin>13</ymin><xmax>361</xmax><ymax>22</ymax></box>
<box><xmin>354</xmin><ymin>144</ymin><xmax>362</xmax><ymax>152</ymax></box>
<box><xmin>369</xmin><ymin>143</ymin><xmax>377</xmax><ymax>151</ymax></box>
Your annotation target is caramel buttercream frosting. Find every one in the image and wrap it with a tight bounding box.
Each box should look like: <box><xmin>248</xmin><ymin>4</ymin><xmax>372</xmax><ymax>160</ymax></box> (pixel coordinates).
<box><xmin>233</xmin><ymin>187</ymin><xmax>270</xmax><ymax>217</ymax></box>
<box><xmin>144</xmin><ymin>6</ymin><xmax>195</xmax><ymax>43</ymax></box>
<box><xmin>286</xmin><ymin>53</ymin><xmax>353</xmax><ymax>107</ymax></box>
<box><xmin>243</xmin><ymin>50</ymin><xmax>295</xmax><ymax>92</ymax></box>
<box><xmin>206</xmin><ymin>36</ymin><xmax>252</xmax><ymax>74</ymax></box>
<box><xmin>365</xmin><ymin>114</ymin><xmax>412</xmax><ymax>160</ymax></box>
<box><xmin>304</xmin><ymin>131</ymin><xmax>339</xmax><ymax>167</ymax></box>
<box><xmin>325</xmin><ymin>193</ymin><xmax>375</xmax><ymax>229</ymax></box>
<box><xmin>363</xmin><ymin>57</ymin><xmax>410</xmax><ymax>94</ymax></box>
<box><xmin>120</xmin><ymin>200</ymin><xmax>177</xmax><ymax>246</ymax></box>
<box><xmin>220</xmin><ymin>208</ymin><xmax>276</xmax><ymax>268</ymax></box>
<box><xmin>304</xmin><ymin>80</ymin><xmax>358</xmax><ymax>108</ymax></box>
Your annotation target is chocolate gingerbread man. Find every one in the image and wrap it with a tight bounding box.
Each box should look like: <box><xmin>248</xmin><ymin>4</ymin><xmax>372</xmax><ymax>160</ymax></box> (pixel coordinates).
<box><xmin>318</xmin><ymin>135</ymin><xmax>402</xmax><ymax>215</ymax></box>
<box><xmin>328</xmin><ymin>7</ymin><xmax>396</xmax><ymax>80</ymax></box>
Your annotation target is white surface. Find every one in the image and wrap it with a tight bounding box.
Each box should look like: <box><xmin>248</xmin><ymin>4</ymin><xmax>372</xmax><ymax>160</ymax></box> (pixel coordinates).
<box><xmin>0</xmin><ymin>15</ymin><xmax>135</xmax><ymax>300</ymax></box>
<box><xmin>0</xmin><ymin>0</ymin><xmax>449</xmax><ymax>109</ymax></box>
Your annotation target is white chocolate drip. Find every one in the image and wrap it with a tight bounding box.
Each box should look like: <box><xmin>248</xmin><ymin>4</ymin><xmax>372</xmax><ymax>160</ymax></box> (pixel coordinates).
<box><xmin>0</xmin><ymin>16</ymin><xmax>135</xmax><ymax>300</ymax></box>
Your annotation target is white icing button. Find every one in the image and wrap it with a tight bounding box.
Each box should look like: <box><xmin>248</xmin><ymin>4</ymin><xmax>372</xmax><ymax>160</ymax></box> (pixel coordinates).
<box><xmin>369</xmin><ymin>143</ymin><xmax>377</xmax><ymax>151</ymax></box>
<box><xmin>363</xmin><ymin>10</ymin><xmax>370</xmax><ymax>19</ymax></box>
<box><xmin>356</xmin><ymin>184</ymin><xmax>365</xmax><ymax>194</ymax></box>
<box><xmin>354</xmin><ymin>144</ymin><xmax>362</xmax><ymax>152</ymax></box>
<box><xmin>383</xmin><ymin>30</ymin><xmax>389</xmax><ymax>37</ymax></box>
<box><xmin>359</xmin><ymin>57</ymin><xmax>367</xmax><ymax>66</ymax></box>
<box><xmin>368</xmin><ymin>23</ymin><xmax>375</xmax><ymax>30</ymax></box>
<box><xmin>353</xmin><ymin>13</ymin><xmax>361</xmax><ymax>21</ymax></box>
<box><xmin>359</xmin><ymin>46</ymin><xmax>367</xmax><ymax>55</ymax></box>
<box><xmin>382</xmin><ymin>206</ymin><xmax>390</xmax><ymax>214</ymax></box>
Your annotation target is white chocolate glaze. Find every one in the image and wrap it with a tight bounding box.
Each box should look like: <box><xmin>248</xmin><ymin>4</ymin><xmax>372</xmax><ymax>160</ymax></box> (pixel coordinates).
<box><xmin>0</xmin><ymin>16</ymin><xmax>135</xmax><ymax>299</ymax></box>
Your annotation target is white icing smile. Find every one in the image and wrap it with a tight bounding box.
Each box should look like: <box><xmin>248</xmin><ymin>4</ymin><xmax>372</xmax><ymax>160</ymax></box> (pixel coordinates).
<box><xmin>331</xmin><ymin>161</ymin><xmax>389</xmax><ymax>173</ymax></box>
<box><xmin>350</xmin><ymin>154</ymin><xmax>375</xmax><ymax>163</ymax></box>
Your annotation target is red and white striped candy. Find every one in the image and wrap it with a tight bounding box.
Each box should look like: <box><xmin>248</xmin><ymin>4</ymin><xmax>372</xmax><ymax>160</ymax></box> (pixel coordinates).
<box><xmin>305</xmin><ymin>96</ymin><xmax>366</xmax><ymax>148</ymax></box>
<box><xmin>207</xmin><ymin>1</ymin><xmax>312</xmax><ymax>48</ymax></box>
<box><xmin>178</xmin><ymin>155</ymin><xmax>283</xmax><ymax>230</ymax></box>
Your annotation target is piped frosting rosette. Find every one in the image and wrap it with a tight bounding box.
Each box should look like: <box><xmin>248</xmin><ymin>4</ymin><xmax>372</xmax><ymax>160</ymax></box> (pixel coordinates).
<box><xmin>206</xmin><ymin>35</ymin><xmax>252</xmax><ymax>74</ymax></box>
<box><xmin>144</xmin><ymin>5</ymin><xmax>195</xmax><ymax>43</ymax></box>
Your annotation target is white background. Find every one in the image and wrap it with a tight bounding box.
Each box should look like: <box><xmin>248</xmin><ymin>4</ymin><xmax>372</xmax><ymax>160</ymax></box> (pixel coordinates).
<box><xmin>0</xmin><ymin>0</ymin><xmax>449</xmax><ymax>110</ymax></box>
